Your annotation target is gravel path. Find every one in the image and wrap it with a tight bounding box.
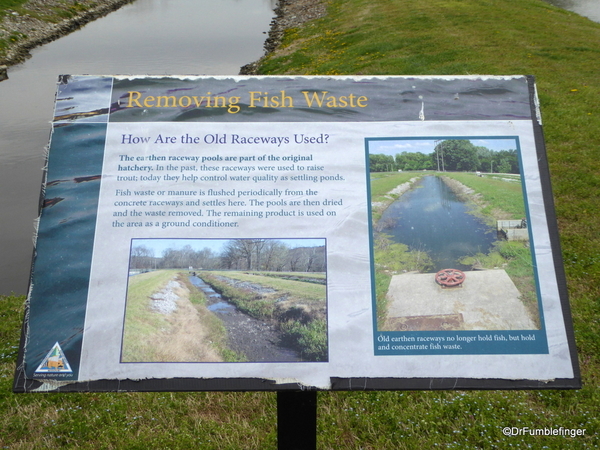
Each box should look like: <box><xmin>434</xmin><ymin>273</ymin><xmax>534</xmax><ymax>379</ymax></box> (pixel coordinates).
<box><xmin>149</xmin><ymin>280</ymin><xmax>181</xmax><ymax>314</ymax></box>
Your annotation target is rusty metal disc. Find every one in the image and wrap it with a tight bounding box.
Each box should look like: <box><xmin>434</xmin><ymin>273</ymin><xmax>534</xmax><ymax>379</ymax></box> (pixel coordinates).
<box><xmin>435</xmin><ymin>268</ymin><xmax>466</xmax><ymax>287</ymax></box>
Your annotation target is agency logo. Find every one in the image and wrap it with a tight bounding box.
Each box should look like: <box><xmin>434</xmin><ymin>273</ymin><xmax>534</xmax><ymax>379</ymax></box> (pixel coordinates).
<box><xmin>35</xmin><ymin>342</ymin><xmax>73</xmax><ymax>374</ymax></box>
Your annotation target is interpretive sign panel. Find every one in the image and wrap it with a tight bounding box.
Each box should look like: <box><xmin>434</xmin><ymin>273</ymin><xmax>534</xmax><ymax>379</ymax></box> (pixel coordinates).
<box><xmin>14</xmin><ymin>75</ymin><xmax>579</xmax><ymax>392</ymax></box>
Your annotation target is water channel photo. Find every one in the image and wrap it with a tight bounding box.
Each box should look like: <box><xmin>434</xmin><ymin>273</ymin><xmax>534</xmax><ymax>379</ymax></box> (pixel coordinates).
<box><xmin>368</xmin><ymin>137</ymin><xmax>542</xmax><ymax>333</ymax></box>
<box><xmin>120</xmin><ymin>238</ymin><xmax>328</xmax><ymax>363</ymax></box>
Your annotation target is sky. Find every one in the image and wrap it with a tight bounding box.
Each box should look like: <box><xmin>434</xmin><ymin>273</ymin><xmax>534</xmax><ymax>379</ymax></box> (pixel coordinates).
<box><xmin>367</xmin><ymin>137</ymin><xmax>519</xmax><ymax>157</ymax></box>
<box><xmin>130</xmin><ymin>238</ymin><xmax>326</xmax><ymax>257</ymax></box>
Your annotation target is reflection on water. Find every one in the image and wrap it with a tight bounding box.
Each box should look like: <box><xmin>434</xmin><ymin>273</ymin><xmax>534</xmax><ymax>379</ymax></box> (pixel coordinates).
<box><xmin>189</xmin><ymin>275</ymin><xmax>223</xmax><ymax>300</ymax></box>
<box><xmin>378</xmin><ymin>176</ymin><xmax>496</xmax><ymax>271</ymax></box>
<box><xmin>541</xmin><ymin>0</ymin><xmax>600</xmax><ymax>22</ymax></box>
<box><xmin>0</xmin><ymin>0</ymin><xmax>275</xmax><ymax>294</ymax></box>
<box><xmin>207</xmin><ymin>301</ymin><xmax>236</xmax><ymax>313</ymax></box>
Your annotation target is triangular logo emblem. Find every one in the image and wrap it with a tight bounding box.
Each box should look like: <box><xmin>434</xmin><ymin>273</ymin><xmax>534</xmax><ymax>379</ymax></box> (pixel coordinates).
<box><xmin>35</xmin><ymin>342</ymin><xmax>73</xmax><ymax>374</ymax></box>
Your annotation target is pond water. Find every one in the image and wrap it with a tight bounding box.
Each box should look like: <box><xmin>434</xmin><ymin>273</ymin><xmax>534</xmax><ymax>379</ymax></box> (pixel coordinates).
<box><xmin>378</xmin><ymin>176</ymin><xmax>497</xmax><ymax>272</ymax></box>
<box><xmin>0</xmin><ymin>0</ymin><xmax>276</xmax><ymax>294</ymax></box>
<box><xmin>542</xmin><ymin>0</ymin><xmax>600</xmax><ymax>23</ymax></box>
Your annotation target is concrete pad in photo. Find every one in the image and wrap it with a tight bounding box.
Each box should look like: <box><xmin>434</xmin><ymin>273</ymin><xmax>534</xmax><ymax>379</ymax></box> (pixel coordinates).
<box><xmin>384</xmin><ymin>270</ymin><xmax>537</xmax><ymax>330</ymax></box>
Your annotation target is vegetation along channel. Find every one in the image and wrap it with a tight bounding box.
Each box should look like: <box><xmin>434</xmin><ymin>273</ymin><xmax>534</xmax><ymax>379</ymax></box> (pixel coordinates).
<box><xmin>123</xmin><ymin>238</ymin><xmax>328</xmax><ymax>363</ymax></box>
<box><xmin>369</xmin><ymin>139</ymin><xmax>540</xmax><ymax>330</ymax></box>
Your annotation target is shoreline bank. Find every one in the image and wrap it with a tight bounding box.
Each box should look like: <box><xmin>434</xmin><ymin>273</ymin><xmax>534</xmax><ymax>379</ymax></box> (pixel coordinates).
<box><xmin>0</xmin><ymin>0</ymin><xmax>136</xmax><ymax>73</ymax></box>
<box><xmin>240</xmin><ymin>0</ymin><xmax>326</xmax><ymax>75</ymax></box>
<box><xmin>1</xmin><ymin>0</ymin><xmax>326</xmax><ymax>78</ymax></box>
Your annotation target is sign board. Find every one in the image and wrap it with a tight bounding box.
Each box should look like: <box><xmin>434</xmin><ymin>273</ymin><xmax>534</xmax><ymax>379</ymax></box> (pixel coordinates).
<box><xmin>14</xmin><ymin>75</ymin><xmax>579</xmax><ymax>392</ymax></box>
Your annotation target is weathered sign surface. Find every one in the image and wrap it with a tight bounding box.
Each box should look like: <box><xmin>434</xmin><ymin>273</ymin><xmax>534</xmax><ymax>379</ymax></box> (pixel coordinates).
<box><xmin>14</xmin><ymin>75</ymin><xmax>579</xmax><ymax>392</ymax></box>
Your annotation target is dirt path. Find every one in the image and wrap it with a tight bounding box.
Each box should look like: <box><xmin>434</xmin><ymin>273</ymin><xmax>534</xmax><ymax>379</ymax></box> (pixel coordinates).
<box><xmin>189</xmin><ymin>275</ymin><xmax>302</xmax><ymax>362</ymax></box>
<box><xmin>155</xmin><ymin>280</ymin><xmax>223</xmax><ymax>362</ymax></box>
<box><xmin>122</xmin><ymin>272</ymin><xmax>223</xmax><ymax>362</ymax></box>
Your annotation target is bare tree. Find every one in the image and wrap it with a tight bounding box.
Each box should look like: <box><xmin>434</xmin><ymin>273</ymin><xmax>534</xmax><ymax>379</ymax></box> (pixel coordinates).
<box><xmin>254</xmin><ymin>239</ymin><xmax>267</xmax><ymax>270</ymax></box>
<box><xmin>130</xmin><ymin>245</ymin><xmax>155</xmax><ymax>269</ymax></box>
<box><xmin>287</xmin><ymin>248</ymin><xmax>304</xmax><ymax>272</ymax></box>
<box><xmin>261</xmin><ymin>240</ymin><xmax>288</xmax><ymax>271</ymax></box>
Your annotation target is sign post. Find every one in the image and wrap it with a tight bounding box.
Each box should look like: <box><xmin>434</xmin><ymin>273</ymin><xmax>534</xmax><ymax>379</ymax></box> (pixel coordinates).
<box><xmin>278</xmin><ymin>391</ymin><xmax>318</xmax><ymax>450</ymax></box>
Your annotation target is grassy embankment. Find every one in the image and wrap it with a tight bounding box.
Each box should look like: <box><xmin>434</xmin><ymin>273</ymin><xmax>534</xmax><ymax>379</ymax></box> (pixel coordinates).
<box><xmin>2</xmin><ymin>0</ymin><xmax>600</xmax><ymax>447</ymax></box>
<box><xmin>441</xmin><ymin>172</ymin><xmax>540</xmax><ymax>327</ymax></box>
<box><xmin>369</xmin><ymin>172</ymin><xmax>433</xmax><ymax>326</ymax></box>
<box><xmin>200</xmin><ymin>271</ymin><xmax>328</xmax><ymax>362</ymax></box>
<box><xmin>246</xmin><ymin>270</ymin><xmax>327</xmax><ymax>284</ymax></box>
<box><xmin>0</xmin><ymin>0</ymin><xmax>28</xmax><ymax>55</ymax></box>
<box><xmin>122</xmin><ymin>269</ymin><xmax>233</xmax><ymax>363</ymax></box>
<box><xmin>369</xmin><ymin>171</ymin><xmax>539</xmax><ymax>328</ymax></box>
<box><xmin>0</xmin><ymin>0</ymin><xmax>96</xmax><ymax>61</ymax></box>
<box><xmin>255</xmin><ymin>0</ymin><xmax>598</xmax><ymax>444</ymax></box>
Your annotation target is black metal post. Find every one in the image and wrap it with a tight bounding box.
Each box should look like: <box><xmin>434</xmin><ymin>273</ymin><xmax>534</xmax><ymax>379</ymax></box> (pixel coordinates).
<box><xmin>277</xmin><ymin>390</ymin><xmax>317</xmax><ymax>450</ymax></box>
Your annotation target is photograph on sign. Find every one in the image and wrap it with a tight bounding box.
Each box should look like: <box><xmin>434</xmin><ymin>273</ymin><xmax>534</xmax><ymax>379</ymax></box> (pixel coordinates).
<box><xmin>367</xmin><ymin>137</ymin><xmax>547</xmax><ymax>356</ymax></box>
<box><xmin>121</xmin><ymin>238</ymin><xmax>328</xmax><ymax>363</ymax></box>
<box><xmin>14</xmin><ymin>75</ymin><xmax>579</xmax><ymax>392</ymax></box>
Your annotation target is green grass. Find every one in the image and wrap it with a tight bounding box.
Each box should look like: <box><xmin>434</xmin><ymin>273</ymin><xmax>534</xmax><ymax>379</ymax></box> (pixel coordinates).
<box><xmin>121</xmin><ymin>270</ymin><xmax>179</xmax><ymax>361</ymax></box>
<box><xmin>369</xmin><ymin>172</ymin><xmax>423</xmax><ymax>201</ymax></box>
<box><xmin>442</xmin><ymin>172</ymin><xmax>527</xmax><ymax>222</ymax></box>
<box><xmin>247</xmin><ymin>270</ymin><xmax>327</xmax><ymax>284</ymax></box>
<box><xmin>0</xmin><ymin>0</ymin><xmax>98</xmax><ymax>60</ymax></box>
<box><xmin>0</xmin><ymin>0</ymin><xmax>29</xmax><ymax>54</ymax></box>
<box><xmin>208</xmin><ymin>270</ymin><xmax>326</xmax><ymax>303</ymax></box>
<box><xmin>2</xmin><ymin>292</ymin><xmax>598</xmax><ymax>448</ymax></box>
<box><xmin>0</xmin><ymin>0</ymin><xmax>28</xmax><ymax>12</ymax></box>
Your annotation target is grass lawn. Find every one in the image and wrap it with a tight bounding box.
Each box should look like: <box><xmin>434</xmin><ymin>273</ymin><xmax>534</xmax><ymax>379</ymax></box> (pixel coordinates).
<box><xmin>0</xmin><ymin>0</ymin><xmax>27</xmax><ymax>12</ymax></box>
<box><xmin>121</xmin><ymin>270</ymin><xmax>178</xmax><ymax>360</ymax></box>
<box><xmin>369</xmin><ymin>172</ymin><xmax>422</xmax><ymax>199</ymax></box>
<box><xmin>208</xmin><ymin>270</ymin><xmax>326</xmax><ymax>303</ymax></box>
<box><xmin>441</xmin><ymin>172</ymin><xmax>527</xmax><ymax>222</ymax></box>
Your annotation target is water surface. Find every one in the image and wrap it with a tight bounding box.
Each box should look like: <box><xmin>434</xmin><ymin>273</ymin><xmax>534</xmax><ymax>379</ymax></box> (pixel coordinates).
<box><xmin>378</xmin><ymin>176</ymin><xmax>496</xmax><ymax>271</ymax></box>
<box><xmin>542</xmin><ymin>0</ymin><xmax>600</xmax><ymax>22</ymax></box>
<box><xmin>0</xmin><ymin>0</ymin><xmax>276</xmax><ymax>294</ymax></box>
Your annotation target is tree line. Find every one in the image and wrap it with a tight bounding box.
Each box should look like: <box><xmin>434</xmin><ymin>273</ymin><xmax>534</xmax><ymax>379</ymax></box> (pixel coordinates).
<box><xmin>130</xmin><ymin>239</ymin><xmax>326</xmax><ymax>273</ymax></box>
<box><xmin>369</xmin><ymin>139</ymin><xmax>520</xmax><ymax>173</ymax></box>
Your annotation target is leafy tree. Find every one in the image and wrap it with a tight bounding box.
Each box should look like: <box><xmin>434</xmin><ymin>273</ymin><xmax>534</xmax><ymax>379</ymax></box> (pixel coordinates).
<box><xmin>475</xmin><ymin>146</ymin><xmax>492</xmax><ymax>172</ymax></box>
<box><xmin>496</xmin><ymin>149</ymin><xmax>519</xmax><ymax>173</ymax></box>
<box><xmin>395</xmin><ymin>151</ymin><xmax>432</xmax><ymax>171</ymax></box>
<box><xmin>434</xmin><ymin>139</ymin><xmax>479</xmax><ymax>171</ymax></box>
<box><xmin>369</xmin><ymin>153</ymin><xmax>396</xmax><ymax>172</ymax></box>
<box><xmin>497</xmin><ymin>158</ymin><xmax>511</xmax><ymax>173</ymax></box>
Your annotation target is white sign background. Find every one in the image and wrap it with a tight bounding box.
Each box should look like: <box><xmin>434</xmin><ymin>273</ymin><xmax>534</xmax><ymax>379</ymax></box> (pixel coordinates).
<box><xmin>78</xmin><ymin>119</ymin><xmax>573</xmax><ymax>389</ymax></box>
